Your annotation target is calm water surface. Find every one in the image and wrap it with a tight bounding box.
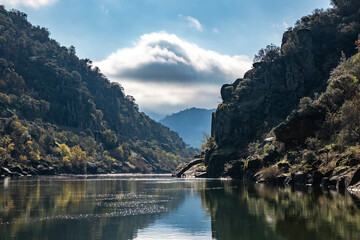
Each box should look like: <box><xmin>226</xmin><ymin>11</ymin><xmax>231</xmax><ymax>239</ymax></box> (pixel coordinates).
<box><xmin>1</xmin><ymin>174</ymin><xmax>360</xmax><ymax>240</ymax></box>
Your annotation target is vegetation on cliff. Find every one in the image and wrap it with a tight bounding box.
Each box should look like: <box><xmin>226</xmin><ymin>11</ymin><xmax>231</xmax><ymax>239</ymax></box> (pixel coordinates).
<box><xmin>0</xmin><ymin>6</ymin><xmax>197</xmax><ymax>176</ymax></box>
<box><xmin>205</xmin><ymin>0</ymin><xmax>360</xmax><ymax>184</ymax></box>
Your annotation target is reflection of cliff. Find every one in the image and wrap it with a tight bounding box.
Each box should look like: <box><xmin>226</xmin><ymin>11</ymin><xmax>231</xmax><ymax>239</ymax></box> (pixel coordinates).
<box><xmin>0</xmin><ymin>176</ymin><xmax>185</xmax><ymax>240</ymax></box>
<box><xmin>248</xmin><ymin>185</ymin><xmax>360</xmax><ymax>240</ymax></box>
<box><xmin>202</xmin><ymin>181</ymin><xmax>360</xmax><ymax>240</ymax></box>
<box><xmin>201</xmin><ymin>181</ymin><xmax>279</xmax><ymax>240</ymax></box>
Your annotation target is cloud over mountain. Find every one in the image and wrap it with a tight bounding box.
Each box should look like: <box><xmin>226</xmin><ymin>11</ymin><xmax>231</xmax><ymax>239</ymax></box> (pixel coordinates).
<box><xmin>95</xmin><ymin>32</ymin><xmax>252</xmax><ymax>115</ymax></box>
<box><xmin>96</xmin><ymin>32</ymin><xmax>251</xmax><ymax>84</ymax></box>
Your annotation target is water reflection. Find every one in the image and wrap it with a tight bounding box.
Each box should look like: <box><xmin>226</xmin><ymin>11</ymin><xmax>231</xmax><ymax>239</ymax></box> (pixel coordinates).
<box><xmin>203</xmin><ymin>182</ymin><xmax>360</xmax><ymax>240</ymax></box>
<box><xmin>0</xmin><ymin>175</ymin><xmax>187</xmax><ymax>240</ymax></box>
<box><xmin>1</xmin><ymin>176</ymin><xmax>360</xmax><ymax>240</ymax></box>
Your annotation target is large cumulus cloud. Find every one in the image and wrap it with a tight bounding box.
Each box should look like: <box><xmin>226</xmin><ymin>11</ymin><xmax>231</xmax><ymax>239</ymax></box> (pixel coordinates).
<box><xmin>95</xmin><ymin>32</ymin><xmax>252</xmax><ymax>116</ymax></box>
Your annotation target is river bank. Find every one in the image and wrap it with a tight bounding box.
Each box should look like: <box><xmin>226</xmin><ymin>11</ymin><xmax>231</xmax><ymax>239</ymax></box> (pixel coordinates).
<box><xmin>173</xmin><ymin>158</ymin><xmax>360</xmax><ymax>192</ymax></box>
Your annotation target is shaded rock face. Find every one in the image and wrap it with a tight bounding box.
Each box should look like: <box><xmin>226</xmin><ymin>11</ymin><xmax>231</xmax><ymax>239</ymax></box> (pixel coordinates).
<box><xmin>212</xmin><ymin>29</ymin><xmax>322</xmax><ymax>149</ymax></box>
<box><xmin>209</xmin><ymin>7</ymin><xmax>360</xmax><ymax>174</ymax></box>
<box><xmin>274</xmin><ymin>105</ymin><xmax>326</xmax><ymax>148</ymax></box>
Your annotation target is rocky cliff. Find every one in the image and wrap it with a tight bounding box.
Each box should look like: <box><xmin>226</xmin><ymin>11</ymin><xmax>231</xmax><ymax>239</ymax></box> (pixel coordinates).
<box><xmin>207</xmin><ymin>0</ymin><xmax>360</xmax><ymax>177</ymax></box>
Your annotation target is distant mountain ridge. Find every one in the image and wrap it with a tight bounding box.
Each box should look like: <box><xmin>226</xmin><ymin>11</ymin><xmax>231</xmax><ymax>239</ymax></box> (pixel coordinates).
<box><xmin>160</xmin><ymin>108</ymin><xmax>214</xmax><ymax>149</ymax></box>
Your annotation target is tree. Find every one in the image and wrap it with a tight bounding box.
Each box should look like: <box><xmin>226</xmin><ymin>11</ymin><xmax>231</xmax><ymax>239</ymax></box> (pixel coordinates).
<box><xmin>57</xmin><ymin>143</ymin><xmax>71</xmax><ymax>163</ymax></box>
<box><xmin>70</xmin><ymin>145</ymin><xmax>87</xmax><ymax>172</ymax></box>
<box><xmin>339</xmin><ymin>96</ymin><xmax>360</xmax><ymax>143</ymax></box>
<box><xmin>102</xmin><ymin>130</ymin><xmax>117</xmax><ymax>150</ymax></box>
<box><xmin>254</xmin><ymin>44</ymin><xmax>281</xmax><ymax>63</ymax></box>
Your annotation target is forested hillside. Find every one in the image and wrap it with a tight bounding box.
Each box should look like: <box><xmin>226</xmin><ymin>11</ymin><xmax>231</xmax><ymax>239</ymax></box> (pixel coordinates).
<box><xmin>0</xmin><ymin>6</ymin><xmax>197</xmax><ymax>176</ymax></box>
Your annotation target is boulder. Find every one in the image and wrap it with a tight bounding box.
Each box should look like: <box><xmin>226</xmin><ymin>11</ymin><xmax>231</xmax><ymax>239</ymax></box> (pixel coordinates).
<box><xmin>195</xmin><ymin>172</ymin><xmax>207</xmax><ymax>178</ymax></box>
<box><xmin>27</xmin><ymin>169</ymin><xmax>39</xmax><ymax>176</ymax></box>
<box><xmin>10</xmin><ymin>166</ymin><xmax>25</xmax><ymax>175</ymax></box>
<box><xmin>274</xmin><ymin>105</ymin><xmax>326</xmax><ymax>149</ymax></box>
<box><xmin>0</xmin><ymin>167</ymin><xmax>12</xmax><ymax>176</ymax></box>
<box><xmin>312</xmin><ymin>170</ymin><xmax>324</xmax><ymax>185</ymax></box>
<box><xmin>246</xmin><ymin>158</ymin><xmax>263</xmax><ymax>172</ymax></box>
<box><xmin>337</xmin><ymin>176</ymin><xmax>346</xmax><ymax>189</ymax></box>
<box><xmin>172</xmin><ymin>162</ymin><xmax>189</xmax><ymax>177</ymax></box>
<box><xmin>276</xmin><ymin>175</ymin><xmax>287</xmax><ymax>185</ymax></box>
<box><xmin>172</xmin><ymin>158</ymin><xmax>204</xmax><ymax>178</ymax></box>
<box><xmin>348</xmin><ymin>168</ymin><xmax>360</xmax><ymax>187</ymax></box>
<box><xmin>12</xmin><ymin>172</ymin><xmax>23</xmax><ymax>177</ymax></box>
<box><xmin>96</xmin><ymin>168</ymin><xmax>106</xmax><ymax>174</ymax></box>
<box><xmin>37</xmin><ymin>165</ymin><xmax>55</xmax><ymax>175</ymax></box>
<box><xmin>181</xmin><ymin>163</ymin><xmax>206</xmax><ymax>178</ymax></box>
<box><xmin>328</xmin><ymin>176</ymin><xmax>339</xmax><ymax>188</ymax></box>
<box><xmin>293</xmin><ymin>172</ymin><xmax>309</xmax><ymax>185</ymax></box>
<box><xmin>111</xmin><ymin>163</ymin><xmax>123</xmax><ymax>172</ymax></box>
<box><xmin>220</xmin><ymin>84</ymin><xmax>234</xmax><ymax>101</ymax></box>
<box><xmin>320</xmin><ymin>177</ymin><xmax>329</xmax><ymax>188</ymax></box>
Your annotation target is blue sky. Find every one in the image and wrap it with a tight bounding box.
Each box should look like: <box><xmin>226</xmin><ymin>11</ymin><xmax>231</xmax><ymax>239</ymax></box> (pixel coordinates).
<box><xmin>0</xmin><ymin>0</ymin><xmax>331</xmax><ymax>119</ymax></box>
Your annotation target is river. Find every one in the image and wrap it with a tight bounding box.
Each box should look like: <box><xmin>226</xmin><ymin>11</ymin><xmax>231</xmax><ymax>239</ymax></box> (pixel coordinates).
<box><xmin>1</xmin><ymin>175</ymin><xmax>360</xmax><ymax>240</ymax></box>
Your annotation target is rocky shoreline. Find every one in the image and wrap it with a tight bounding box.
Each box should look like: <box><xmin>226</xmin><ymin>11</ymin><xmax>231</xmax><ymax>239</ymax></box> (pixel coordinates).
<box><xmin>0</xmin><ymin>161</ymin><xmax>161</xmax><ymax>178</ymax></box>
<box><xmin>254</xmin><ymin>168</ymin><xmax>360</xmax><ymax>191</ymax></box>
<box><xmin>172</xmin><ymin>158</ymin><xmax>360</xmax><ymax>192</ymax></box>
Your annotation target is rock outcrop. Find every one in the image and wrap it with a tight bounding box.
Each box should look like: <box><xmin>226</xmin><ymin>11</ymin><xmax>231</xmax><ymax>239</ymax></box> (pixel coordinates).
<box><xmin>172</xmin><ymin>158</ymin><xmax>206</xmax><ymax>178</ymax></box>
<box><xmin>274</xmin><ymin>105</ymin><xmax>326</xmax><ymax>148</ymax></box>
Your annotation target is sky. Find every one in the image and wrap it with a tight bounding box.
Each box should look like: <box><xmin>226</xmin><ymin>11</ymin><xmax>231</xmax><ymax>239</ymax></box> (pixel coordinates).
<box><xmin>0</xmin><ymin>0</ymin><xmax>331</xmax><ymax>120</ymax></box>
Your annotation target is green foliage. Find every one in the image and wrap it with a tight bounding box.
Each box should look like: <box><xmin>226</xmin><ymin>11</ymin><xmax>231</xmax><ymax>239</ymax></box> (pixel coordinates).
<box><xmin>253</xmin><ymin>44</ymin><xmax>281</xmax><ymax>63</ymax></box>
<box><xmin>247</xmin><ymin>141</ymin><xmax>261</xmax><ymax>155</ymax></box>
<box><xmin>57</xmin><ymin>143</ymin><xmax>71</xmax><ymax>163</ymax></box>
<box><xmin>69</xmin><ymin>145</ymin><xmax>87</xmax><ymax>173</ymax></box>
<box><xmin>0</xmin><ymin>93</ymin><xmax>11</xmax><ymax>105</ymax></box>
<box><xmin>299</xmin><ymin>97</ymin><xmax>312</xmax><ymax>110</ymax></box>
<box><xmin>102</xmin><ymin>130</ymin><xmax>117</xmax><ymax>150</ymax></box>
<box><xmin>201</xmin><ymin>134</ymin><xmax>217</xmax><ymax>151</ymax></box>
<box><xmin>258</xmin><ymin>166</ymin><xmax>282</xmax><ymax>180</ymax></box>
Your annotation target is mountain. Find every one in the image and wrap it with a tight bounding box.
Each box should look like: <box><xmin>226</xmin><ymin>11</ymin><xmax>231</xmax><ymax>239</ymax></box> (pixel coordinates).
<box><xmin>160</xmin><ymin>108</ymin><xmax>214</xmax><ymax>149</ymax></box>
<box><xmin>0</xmin><ymin>6</ymin><xmax>197</xmax><ymax>176</ymax></box>
<box><xmin>203</xmin><ymin>0</ymin><xmax>360</xmax><ymax>181</ymax></box>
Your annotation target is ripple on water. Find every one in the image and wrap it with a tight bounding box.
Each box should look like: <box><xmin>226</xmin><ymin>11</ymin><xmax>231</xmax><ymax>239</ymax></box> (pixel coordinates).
<box><xmin>0</xmin><ymin>204</ymin><xmax>168</xmax><ymax>225</ymax></box>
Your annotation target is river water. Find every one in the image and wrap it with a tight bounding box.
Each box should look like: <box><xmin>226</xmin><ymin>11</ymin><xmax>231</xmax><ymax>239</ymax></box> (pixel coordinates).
<box><xmin>1</xmin><ymin>174</ymin><xmax>360</xmax><ymax>240</ymax></box>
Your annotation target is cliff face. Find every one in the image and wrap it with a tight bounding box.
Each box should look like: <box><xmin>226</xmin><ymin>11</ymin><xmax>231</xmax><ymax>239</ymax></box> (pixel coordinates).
<box><xmin>208</xmin><ymin>2</ymin><xmax>360</xmax><ymax>176</ymax></box>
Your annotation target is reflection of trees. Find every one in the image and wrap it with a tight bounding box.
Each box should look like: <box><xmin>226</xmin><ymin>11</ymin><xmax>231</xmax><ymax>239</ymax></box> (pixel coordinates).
<box><xmin>0</xmin><ymin>176</ymin><xmax>185</xmax><ymax>240</ymax></box>
<box><xmin>202</xmin><ymin>181</ymin><xmax>360</xmax><ymax>240</ymax></box>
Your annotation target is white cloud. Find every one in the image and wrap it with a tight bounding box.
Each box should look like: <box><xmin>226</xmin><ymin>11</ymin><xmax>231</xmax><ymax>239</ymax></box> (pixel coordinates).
<box><xmin>178</xmin><ymin>15</ymin><xmax>203</xmax><ymax>31</ymax></box>
<box><xmin>0</xmin><ymin>0</ymin><xmax>57</xmax><ymax>8</ymax></box>
<box><xmin>213</xmin><ymin>28</ymin><xmax>219</xmax><ymax>34</ymax></box>
<box><xmin>94</xmin><ymin>32</ymin><xmax>252</xmax><ymax>115</ymax></box>
<box><xmin>118</xmin><ymin>81</ymin><xmax>221</xmax><ymax>115</ymax></box>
